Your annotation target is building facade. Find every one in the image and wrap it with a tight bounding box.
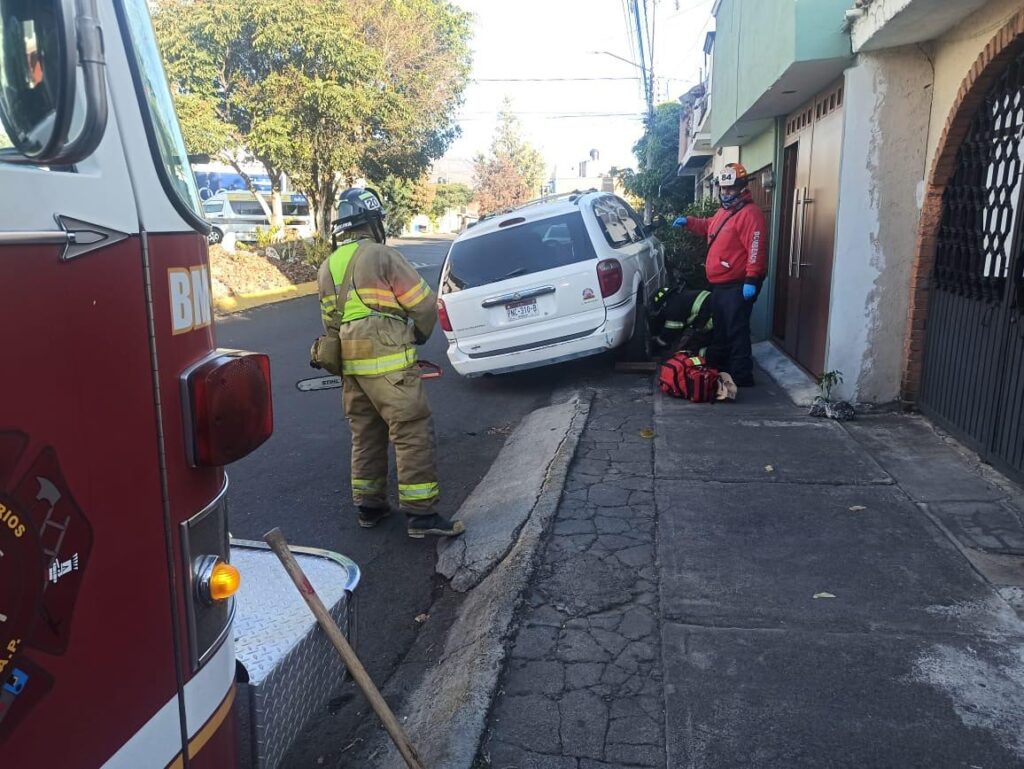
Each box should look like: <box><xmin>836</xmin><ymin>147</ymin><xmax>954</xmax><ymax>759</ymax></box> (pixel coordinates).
<box><xmin>697</xmin><ymin>0</ymin><xmax>1024</xmax><ymax>481</ymax></box>
<box><xmin>548</xmin><ymin>149</ymin><xmax>621</xmax><ymax>196</ymax></box>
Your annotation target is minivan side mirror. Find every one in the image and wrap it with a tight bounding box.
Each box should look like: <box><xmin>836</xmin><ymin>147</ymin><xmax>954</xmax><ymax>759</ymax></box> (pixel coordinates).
<box><xmin>0</xmin><ymin>0</ymin><xmax>107</xmax><ymax>165</ymax></box>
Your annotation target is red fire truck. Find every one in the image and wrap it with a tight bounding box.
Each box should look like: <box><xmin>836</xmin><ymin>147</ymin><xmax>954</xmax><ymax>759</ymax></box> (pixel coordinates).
<box><xmin>1</xmin><ymin>1</ymin><xmax>358</xmax><ymax>766</ymax></box>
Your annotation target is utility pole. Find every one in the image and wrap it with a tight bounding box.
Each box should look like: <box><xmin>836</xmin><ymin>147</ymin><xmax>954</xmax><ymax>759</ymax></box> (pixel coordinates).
<box><xmin>590</xmin><ymin>1</ymin><xmax>657</xmax><ymax>222</ymax></box>
<box><xmin>639</xmin><ymin>0</ymin><xmax>656</xmax><ymax>223</ymax></box>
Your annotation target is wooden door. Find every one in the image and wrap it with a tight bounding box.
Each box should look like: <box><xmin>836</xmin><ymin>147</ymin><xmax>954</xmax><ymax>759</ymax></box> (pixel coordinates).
<box><xmin>771</xmin><ymin>83</ymin><xmax>844</xmax><ymax>375</ymax></box>
<box><xmin>797</xmin><ymin>89</ymin><xmax>843</xmax><ymax>374</ymax></box>
<box><xmin>774</xmin><ymin>102</ymin><xmax>813</xmax><ymax>361</ymax></box>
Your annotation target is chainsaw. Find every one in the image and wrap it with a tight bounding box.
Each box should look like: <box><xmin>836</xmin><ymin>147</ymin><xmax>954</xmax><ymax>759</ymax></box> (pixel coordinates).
<box><xmin>296</xmin><ymin>360</ymin><xmax>443</xmax><ymax>392</ymax></box>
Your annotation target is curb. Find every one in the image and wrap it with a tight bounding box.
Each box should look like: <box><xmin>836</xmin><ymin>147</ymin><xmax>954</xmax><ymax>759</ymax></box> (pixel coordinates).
<box><xmin>437</xmin><ymin>399</ymin><xmax>585</xmax><ymax>592</ymax></box>
<box><xmin>372</xmin><ymin>391</ymin><xmax>594</xmax><ymax>769</ymax></box>
<box><xmin>213</xmin><ymin>280</ymin><xmax>318</xmax><ymax>314</ymax></box>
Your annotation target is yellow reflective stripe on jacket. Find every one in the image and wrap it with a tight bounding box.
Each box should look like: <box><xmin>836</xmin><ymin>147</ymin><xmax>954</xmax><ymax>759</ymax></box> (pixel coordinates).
<box><xmin>397</xmin><ymin>279</ymin><xmax>430</xmax><ymax>308</ymax></box>
<box><xmin>398</xmin><ymin>481</ymin><xmax>440</xmax><ymax>501</ymax></box>
<box><xmin>321</xmin><ymin>296</ymin><xmax>339</xmax><ymax>323</ymax></box>
<box><xmin>664</xmin><ymin>320</ymin><xmax>687</xmax><ymax>330</ymax></box>
<box><xmin>341</xmin><ymin>347</ymin><xmax>418</xmax><ymax>376</ymax></box>
<box><xmin>353</xmin><ymin>287</ymin><xmax>402</xmax><ymax>310</ymax></box>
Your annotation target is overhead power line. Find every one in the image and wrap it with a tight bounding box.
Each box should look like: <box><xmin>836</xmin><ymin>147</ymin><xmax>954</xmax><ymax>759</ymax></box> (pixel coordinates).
<box><xmin>664</xmin><ymin>0</ymin><xmax>714</xmax><ymax>21</ymax></box>
<box><xmin>456</xmin><ymin>112</ymin><xmax>645</xmax><ymax>122</ymax></box>
<box><xmin>472</xmin><ymin>76</ymin><xmax>640</xmax><ymax>82</ymax></box>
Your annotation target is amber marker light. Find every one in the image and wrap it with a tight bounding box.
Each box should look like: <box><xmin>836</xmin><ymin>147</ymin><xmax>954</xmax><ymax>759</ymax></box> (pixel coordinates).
<box><xmin>209</xmin><ymin>561</ymin><xmax>241</xmax><ymax>601</ymax></box>
<box><xmin>194</xmin><ymin>556</ymin><xmax>242</xmax><ymax>604</ymax></box>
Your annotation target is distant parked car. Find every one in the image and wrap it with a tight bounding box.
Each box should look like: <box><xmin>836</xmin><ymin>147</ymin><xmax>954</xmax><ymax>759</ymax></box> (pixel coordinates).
<box><xmin>437</xmin><ymin>191</ymin><xmax>667</xmax><ymax>377</ymax></box>
<box><xmin>203</xmin><ymin>191</ymin><xmax>314</xmax><ymax>244</ymax></box>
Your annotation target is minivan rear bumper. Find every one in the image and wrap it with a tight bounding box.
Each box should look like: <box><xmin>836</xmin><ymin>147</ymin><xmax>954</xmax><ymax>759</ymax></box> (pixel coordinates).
<box><xmin>446</xmin><ymin>297</ymin><xmax>636</xmax><ymax>377</ymax></box>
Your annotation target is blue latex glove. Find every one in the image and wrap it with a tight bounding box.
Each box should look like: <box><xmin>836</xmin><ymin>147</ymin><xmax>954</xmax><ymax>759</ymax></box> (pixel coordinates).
<box><xmin>672</xmin><ymin>216</ymin><xmax>688</xmax><ymax>228</ymax></box>
<box><xmin>743</xmin><ymin>283</ymin><xmax>757</xmax><ymax>301</ymax></box>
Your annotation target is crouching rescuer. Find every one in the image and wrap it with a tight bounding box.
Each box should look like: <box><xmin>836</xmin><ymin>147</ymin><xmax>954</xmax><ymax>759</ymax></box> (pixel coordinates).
<box><xmin>672</xmin><ymin>163</ymin><xmax>767</xmax><ymax>387</ymax></box>
<box><xmin>312</xmin><ymin>188</ymin><xmax>464</xmax><ymax>538</ymax></box>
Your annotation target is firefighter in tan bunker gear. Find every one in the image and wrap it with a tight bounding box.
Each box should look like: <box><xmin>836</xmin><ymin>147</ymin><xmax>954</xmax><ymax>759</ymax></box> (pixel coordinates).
<box><xmin>316</xmin><ymin>188</ymin><xmax>464</xmax><ymax>538</ymax></box>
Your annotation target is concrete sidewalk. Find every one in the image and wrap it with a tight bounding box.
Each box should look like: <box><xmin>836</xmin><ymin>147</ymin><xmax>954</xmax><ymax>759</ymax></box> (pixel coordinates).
<box><xmin>477</xmin><ymin>369</ymin><xmax>1024</xmax><ymax>768</ymax></box>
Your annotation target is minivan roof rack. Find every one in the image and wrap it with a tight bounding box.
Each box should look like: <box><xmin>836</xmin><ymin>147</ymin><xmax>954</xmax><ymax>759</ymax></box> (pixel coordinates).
<box><xmin>476</xmin><ymin>188</ymin><xmax>599</xmax><ymax>225</ymax></box>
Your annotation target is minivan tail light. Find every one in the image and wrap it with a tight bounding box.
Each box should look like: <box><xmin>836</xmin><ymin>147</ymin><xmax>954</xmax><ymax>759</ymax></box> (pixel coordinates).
<box><xmin>182</xmin><ymin>350</ymin><xmax>273</xmax><ymax>467</ymax></box>
<box><xmin>597</xmin><ymin>259</ymin><xmax>623</xmax><ymax>297</ymax></box>
<box><xmin>438</xmin><ymin>298</ymin><xmax>453</xmax><ymax>332</ymax></box>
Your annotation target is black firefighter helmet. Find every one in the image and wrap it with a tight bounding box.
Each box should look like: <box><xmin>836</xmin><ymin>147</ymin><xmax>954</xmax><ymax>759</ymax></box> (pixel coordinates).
<box><xmin>331</xmin><ymin>187</ymin><xmax>387</xmax><ymax>247</ymax></box>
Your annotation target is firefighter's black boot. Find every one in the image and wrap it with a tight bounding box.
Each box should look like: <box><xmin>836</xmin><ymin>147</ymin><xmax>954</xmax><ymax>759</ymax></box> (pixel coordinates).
<box><xmin>406</xmin><ymin>513</ymin><xmax>466</xmax><ymax>539</ymax></box>
<box><xmin>357</xmin><ymin>505</ymin><xmax>391</xmax><ymax>528</ymax></box>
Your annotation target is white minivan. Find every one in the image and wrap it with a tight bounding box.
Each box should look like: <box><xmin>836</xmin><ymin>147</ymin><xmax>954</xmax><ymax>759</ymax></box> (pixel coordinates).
<box><xmin>438</xmin><ymin>191</ymin><xmax>667</xmax><ymax>377</ymax></box>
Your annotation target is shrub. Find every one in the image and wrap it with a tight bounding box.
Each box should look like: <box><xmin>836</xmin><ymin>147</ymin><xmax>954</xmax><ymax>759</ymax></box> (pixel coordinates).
<box><xmin>254</xmin><ymin>225</ymin><xmax>283</xmax><ymax>249</ymax></box>
<box><xmin>656</xmin><ymin>197</ymin><xmax>720</xmax><ymax>289</ymax></box>
<box><xmin>302</xmin><ymin>235</ymin><xmax>333</xmax><ymax>268</ymax></box>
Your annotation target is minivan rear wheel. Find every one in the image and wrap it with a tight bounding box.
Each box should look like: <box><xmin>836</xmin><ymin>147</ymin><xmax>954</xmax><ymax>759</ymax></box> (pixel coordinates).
<box><xmin>208</xmin><ymin>227</ymin><xmax>224</xmax><ymax>245</ymax></box>
<box><xmin>621</xmin><ymin>297</ymin><xmax>652</xmax><ymax>362</ymax></box>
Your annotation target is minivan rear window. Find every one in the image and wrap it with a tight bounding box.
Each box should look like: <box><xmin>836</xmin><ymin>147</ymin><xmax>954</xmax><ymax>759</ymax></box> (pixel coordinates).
<box><xmin>445</xmin><ymin>212</ymin><xmax>597</xmax><ymax>290</ymax></box>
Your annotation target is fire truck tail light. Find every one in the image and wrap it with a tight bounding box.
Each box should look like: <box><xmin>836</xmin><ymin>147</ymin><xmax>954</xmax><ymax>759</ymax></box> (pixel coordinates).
<box><xmin>183</xmin><ymin>351</ymin><xmax>273</xmax><ymax>467</ymax></box>
<box><xmin>194</xmin><ymin>555</ymin><xmax>240</xmax><ymax>604</ymax></box>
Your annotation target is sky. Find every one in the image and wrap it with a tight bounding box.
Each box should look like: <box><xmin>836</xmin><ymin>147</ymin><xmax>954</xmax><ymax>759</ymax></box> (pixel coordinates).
<box><xmin>440</xmin><ymin>0</ymin><xmax>717</xmax><ymax>180</ymax></box>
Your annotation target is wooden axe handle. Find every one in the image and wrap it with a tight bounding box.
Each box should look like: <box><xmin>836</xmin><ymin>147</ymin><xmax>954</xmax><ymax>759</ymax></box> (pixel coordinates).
<box><xmin>263</xmin><ymin>528</ymin><xmax>426</xmax><ymax>769</ymax></box>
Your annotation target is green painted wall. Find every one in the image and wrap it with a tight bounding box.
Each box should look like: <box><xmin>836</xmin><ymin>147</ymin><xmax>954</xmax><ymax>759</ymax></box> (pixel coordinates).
<box><xmin>709</xmin><ymin>2</ymin><xmax>741</xmax><ymax>150</ymax></box>
<box><xmin>795</xmin><ymin>0</ymin><xmax>853</xmax><ymax>62</ymax></box>
<box><xmin>710</xmin><ymin>0</ymin><xmax>851</xmax><ymax>145</ymax></box>
<box><xmin>740</xmin><ymin>126</ymin><xmax>776</xmax><ymax>173</ymax></box>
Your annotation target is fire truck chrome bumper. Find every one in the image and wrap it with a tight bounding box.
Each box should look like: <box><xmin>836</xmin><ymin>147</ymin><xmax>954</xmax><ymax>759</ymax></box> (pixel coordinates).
<box><xmin>229</xmin><ymin>539</ymin><xmax>360</xmax><ymax>769</ymax></box>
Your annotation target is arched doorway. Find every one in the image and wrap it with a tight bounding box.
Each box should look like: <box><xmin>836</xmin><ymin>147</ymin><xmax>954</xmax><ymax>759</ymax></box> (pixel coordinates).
<box><xmin>915</xmin><ymin>27</ymin><xmax>1024</xmax><ymax>480</ymax></box>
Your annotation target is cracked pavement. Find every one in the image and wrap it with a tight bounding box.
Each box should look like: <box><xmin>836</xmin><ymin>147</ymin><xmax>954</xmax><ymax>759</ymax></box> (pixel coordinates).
<box><xmin>479</xmin><ymin>382</ymin><xmax>663</xmax><ymax>769</ymax></box>
<box><xmin>475</xmin><ymin>366</ymin><xmax>1024</xmax><ymax>769</ymax></box>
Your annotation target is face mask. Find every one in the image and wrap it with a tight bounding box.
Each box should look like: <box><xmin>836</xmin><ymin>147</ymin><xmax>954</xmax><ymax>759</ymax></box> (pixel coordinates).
<box><xmin>719</xmin><ymin>190</ymin><xmax>740</xmax><ymax>209</ymax></box>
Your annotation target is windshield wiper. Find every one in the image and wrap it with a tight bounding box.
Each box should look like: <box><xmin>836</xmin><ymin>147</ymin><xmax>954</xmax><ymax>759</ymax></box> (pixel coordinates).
<box><xmin>500</xmin><ymin>267</ymin><xmax>529</xmax><ymax>280</ymax></box>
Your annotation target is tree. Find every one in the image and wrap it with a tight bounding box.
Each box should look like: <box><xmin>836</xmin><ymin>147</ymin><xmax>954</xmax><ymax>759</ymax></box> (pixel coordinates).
<box><xmin>375</xmin><ymin>175</ymin><xmax>417</xmax><ymax>237</ymax></box>
<box><xmin>410</xmin><ymin>176</ymin><xmax>437</xmax><ymax>219</ymax></box>
<box><xmin>473</xmin><ymin>103</ymin><xmax>546</xmax><ymax>214</ymax></box>
<box><xmin>431</xmin><ymin>182</ymin><xmax>474</xmax><ymax>220</ymax></box>
<box><xmin>153</xmin><ymin>0</ymin><xmax>472</xmax><ymax>235</ymax></box>
<box><xmin>622</xmin><ymin>101</ymin><xmax>694</xmax><ymax>215</ymax></box>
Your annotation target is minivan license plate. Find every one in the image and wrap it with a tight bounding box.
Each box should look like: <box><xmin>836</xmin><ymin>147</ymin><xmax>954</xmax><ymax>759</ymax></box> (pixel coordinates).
<box><xmin>506</xmin><ymin>298</ymin><xmax>538</xmax><ymax>321</ymax></box>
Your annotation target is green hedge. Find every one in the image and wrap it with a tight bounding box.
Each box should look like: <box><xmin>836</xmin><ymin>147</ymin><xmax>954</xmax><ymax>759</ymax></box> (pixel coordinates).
<box><xmin>655</xmin><ymin>197</ymin><xmax>721</xmax><ymax>290</ymax></box>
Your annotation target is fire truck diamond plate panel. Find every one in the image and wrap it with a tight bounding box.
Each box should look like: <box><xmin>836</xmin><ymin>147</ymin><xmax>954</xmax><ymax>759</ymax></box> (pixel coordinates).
<box><xmin>231</xmin><ymin>543</ymin><xmax>360</xmax><ymax>769</ymax></box>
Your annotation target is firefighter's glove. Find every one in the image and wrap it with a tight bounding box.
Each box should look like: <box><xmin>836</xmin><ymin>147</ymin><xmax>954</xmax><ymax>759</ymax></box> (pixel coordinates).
<box><xmin>414</xmin><ymin>329</ymin><xmax>429</xmax><ymax>346</ymax></box>
<box><xmin>672</xmin><ymin>216</ymin><xmax>688</xmax><ymax>228</ymax></box>
<box><xmin>743</xmin><ymin>283</ymin><xmax>757</xmax><ymax>301</ymax></box>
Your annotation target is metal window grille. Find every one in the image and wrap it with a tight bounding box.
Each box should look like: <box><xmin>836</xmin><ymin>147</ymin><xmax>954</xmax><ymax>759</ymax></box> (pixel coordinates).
<box><xmin>934</xmin><ymin>50</ymin><xmax>1024</xmax><ymax>305</ymax></box>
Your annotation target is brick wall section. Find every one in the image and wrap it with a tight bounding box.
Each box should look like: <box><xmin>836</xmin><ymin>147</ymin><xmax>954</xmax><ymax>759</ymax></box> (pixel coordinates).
<box><xmin>901</xmin><ymin>11</ymin><xmax>1024</xmax><ymax>403</ymax></box>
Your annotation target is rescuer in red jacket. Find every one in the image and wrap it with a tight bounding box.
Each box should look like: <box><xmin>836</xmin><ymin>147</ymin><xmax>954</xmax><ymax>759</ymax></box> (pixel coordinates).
<box><xmin>672</xmin><ymin>162</ymin><xmax>767</xmax><ymax>386</ymax></box>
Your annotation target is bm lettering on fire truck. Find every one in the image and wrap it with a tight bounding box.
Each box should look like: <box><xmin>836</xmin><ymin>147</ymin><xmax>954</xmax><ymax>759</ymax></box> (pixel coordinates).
<box><xmin>0</xmin><ymin>639</ymin><xmax>20</xmax><ymax>675</ymax></box>
<box><xmin>168</xmin><ymin>266</ymin><xmax>212</xmax><ymax>335</ymax></box>
<box><xmin>0</xmin><ymin>503</ymin><xmax>25</xmax><ymax>539</ymax></box>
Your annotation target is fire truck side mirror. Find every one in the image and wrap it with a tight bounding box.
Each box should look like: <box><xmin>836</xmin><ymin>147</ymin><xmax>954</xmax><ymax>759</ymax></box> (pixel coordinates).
<box><xmin>0</xmin><ymin>0</ymin><xmax>107</xmax><ymax>166</ymax></box>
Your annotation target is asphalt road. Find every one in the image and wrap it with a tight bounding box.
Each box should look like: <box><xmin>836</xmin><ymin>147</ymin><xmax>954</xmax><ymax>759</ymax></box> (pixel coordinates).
<box><xmin>217</xmin><ymin>237</ymin><xmax>618</xmax><ymax>764</ymax></box>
